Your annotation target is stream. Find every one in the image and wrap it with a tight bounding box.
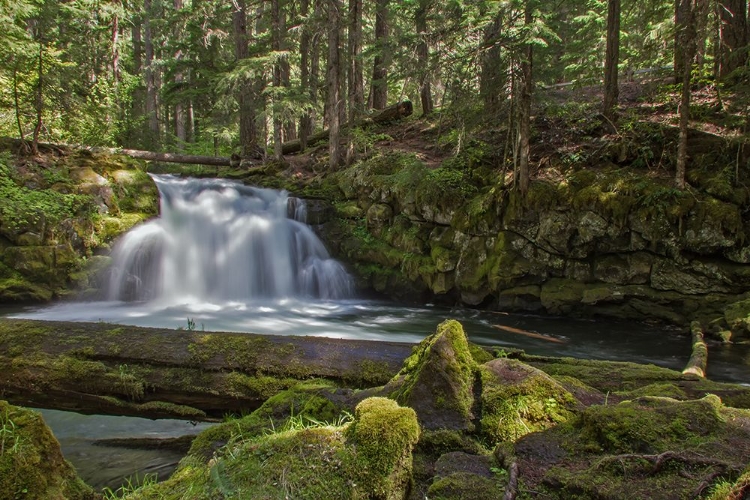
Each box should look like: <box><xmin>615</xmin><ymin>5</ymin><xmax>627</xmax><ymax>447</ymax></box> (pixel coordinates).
<box><xmin>4</xmin><ymin>174</ymin><xmax>749</xmax><ymax>491</ymax></box>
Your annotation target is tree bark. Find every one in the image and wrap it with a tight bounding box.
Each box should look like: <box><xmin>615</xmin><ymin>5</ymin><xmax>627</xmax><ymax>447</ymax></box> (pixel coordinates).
<box><xmin>718</xmin><ymin>0</ymin><xmax>748</xmax><ymax>78</ymax></box>
<box><xmin>173</xmin><ymin>0</ymin><xmax>187</xmax><ymax>147</ymax></box>
<box><xmin>32</xmin><ymin>43</ymin><xmax>43</xmax><ymax>156</ymax></box>
<box><xmin>327</xmin><ymin>0</ymin><xmax>342</xmax><ymax>169</ymax></box>
<box><xmin>299</xmin><ymin>0</ymin><xmax>312</xmax><ymax>151</ymax></box>
<box><xmin>144</xmin><ymin>0</ymin><xmax>160</xmax><ymax>148</ymax></box>
<box><xmin>234</xmin><ymin>0</ymin><xmax>259</xmax><ymax>157</ymax></box>
<box><xmin>272</xmin><ymin>0</ymin><xmax>284</xmax><ymax>160</ymax></box>
<box><xmin>370</xmin><ymin>0</ymin><xmax>389</xmax><ymax>110</ymax></box>
<box><xmin>416</xmin><ymin>0</ymin><xmax>433</xmax><ymax>116</ymax></box>
<box><xmin>602</xmin><ymin>0</ymin><xmax>620</xmax><ymax>127</ymax></box>
<box><xmin>518</xmin><ymin>6</ymin><xmax>533</xmax><ymax>195</ymax></box>
<box><xmin>0</xmin><ymin>319</ymin><xmax>412</xmax><ymax>421</ymax></box>
<box><xmin>346</xmin><ymin>0</ymin><xmax>364</xmax><ymax>164</ymax></box>
<box><xmin>675</xmin><ymin>0</ymin><xmax>708</xmax><ymax>188</ymax></box>
<box><xmin>111</xmin><ymin>2</ymin><xmax>121</xmax><ymax>82</ymax></box>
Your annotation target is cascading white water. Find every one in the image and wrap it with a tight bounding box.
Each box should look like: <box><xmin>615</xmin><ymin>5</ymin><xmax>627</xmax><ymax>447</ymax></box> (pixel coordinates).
<box><xmin>106</xmin><ymin>175</ymin><xmax>353</xmax><ymax>303</ymax></box>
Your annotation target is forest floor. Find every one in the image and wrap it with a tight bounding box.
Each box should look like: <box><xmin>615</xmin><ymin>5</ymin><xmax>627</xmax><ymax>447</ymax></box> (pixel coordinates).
<box><xmin>281</xmin><ymin>76</ymin><xmax>748</xmax><ymax>190</ymax></box>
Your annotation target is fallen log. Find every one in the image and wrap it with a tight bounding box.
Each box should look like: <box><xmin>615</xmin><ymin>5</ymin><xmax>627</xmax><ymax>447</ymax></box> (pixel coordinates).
<box><xmin>492</xmin><ymin>324</ymin><xmax>566</xmax><ymax>344</ymax></box>
<box><xmin>281</xmin><ymin>100</ymin><xmax>414</xmax><ymax>155</ymax></box>
<box><xmin>0</xmin><ymin>318</ymin><xmax>413</xmax><ymax>421</ymax></box>
<box><xmin>105</xmin><ymin>148</ymin><xmax>232</xmax><ymax>167</ymax></box>
<box><xmin>683</xmin><ymin>320</ymin><xmax>708</xmax><ymax>377</ymax></box>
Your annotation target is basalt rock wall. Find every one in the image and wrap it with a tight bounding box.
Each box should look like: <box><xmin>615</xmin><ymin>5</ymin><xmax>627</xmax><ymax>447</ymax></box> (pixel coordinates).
<box><xmin>316</xmin><ymin>155</ymin><xmax>750</xmax><ymax>338</ymax></box>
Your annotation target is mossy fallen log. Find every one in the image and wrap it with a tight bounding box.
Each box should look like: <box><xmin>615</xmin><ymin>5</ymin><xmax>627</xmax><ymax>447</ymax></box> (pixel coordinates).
<box><xmin>0</xmin><ymin>318</ymin><xmax>413</xmax><ymax>420</ymax></box>
<box><xmin>683</xmin><ymin>320</ymin><xmax>708</xmax><ymax>377</ymax></box>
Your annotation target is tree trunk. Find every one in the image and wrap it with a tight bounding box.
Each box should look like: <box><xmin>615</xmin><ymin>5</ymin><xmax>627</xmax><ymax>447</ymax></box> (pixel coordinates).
<box><xmin>602</xmin><ymin>0</ymin><xmax>620</xmax><ymax>127</ymax></box>
<box><xmin>144</xmin><ymin>0</ymin><xmax>160</xmax><ymax>148</ymax></box>
<box><xmin>299</xmin><ymin>0</ymin><xmax>312</xmax><ymax>151</ymax></box>
<box><xmin>272</xmin><ymin>0</ymin><xmax>284</xmax><ymax>160</ymax></box>
<box><xmin>370</xmin><ymin>0</ymin><xmax>389</xmax><ymax>110</ymax></box>
<box><xmin>675</xmin><ymin>0</ymin><xmax>708</xmax><ymax>188</ymax></box>
<box><xmin>0</xmin><ymin>319</ymin><xmax>412</xmax><ymax>420</ymax></box>
<box><xmin>481</xmin><ymin>12</ymin><xmax>504</xmax><ymax>115</ymax></box>
<box><xmin>327</xmin><ymin>0</ymin><xmax>342</xmax><ymax>169</ymax></box>
<box><xmin>518</xmin><ymin>6</ymin><xmax>533</xmax><ymax>195</ymax></box>
<box><xmin>674</xmin><ymin>0</ymin><xmax>691</xmax><ymax>81</ymax></box>
<box><xmin>416</xmin><ymin>0</ymin><xmax>433</xmax><ymax>116</ymax></box>
<box><xmin>234</xmin><ymin>0</ymin><xmax>259</xmax><ymax>157</ymax></box>
<box><xmin>32</xmin><ymin>43</ymin><xmax>44</xmax><ymax>156</ymax></box>
<box><xmin>111</xmin><ymin>4</ymin><xmax>120</xmax><ymax>82</ymax></box>
<box><xmin>346</xmin><ymin>0</ymin><xmax>364</xmax><ymax>164</ymax></box>
<box><xmin>718</xmin><ymin>0</ymin><xmax>748</xmax><ymax>78</ymax></box>
<box><xmin>173</xmin><ymin>0</ymin><xmax>187</xmax><ymax>147</ymax></box>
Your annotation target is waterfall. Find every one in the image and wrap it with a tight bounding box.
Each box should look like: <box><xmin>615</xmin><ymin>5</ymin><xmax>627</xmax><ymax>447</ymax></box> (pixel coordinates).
<box><xmin>106</xmin><ymin>175</ymin><xmax>353</xmax><ymax>303</ymax></box>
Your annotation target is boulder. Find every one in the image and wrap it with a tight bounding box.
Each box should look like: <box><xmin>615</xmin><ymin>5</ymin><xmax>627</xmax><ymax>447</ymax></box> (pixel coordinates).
<box><xmin>385</xmin><ymin>320</ymin><xmax>477</xmax><ymax>431</ymax></box>
<box><xmin>479</xmin><ymin>358</ymin><xmax>578</xmax><ymax>444</ymax></box>
<box><xmin>0</xmin><ymin>401</ymin><xmax>94</xmax><ymax>500</ymax></box>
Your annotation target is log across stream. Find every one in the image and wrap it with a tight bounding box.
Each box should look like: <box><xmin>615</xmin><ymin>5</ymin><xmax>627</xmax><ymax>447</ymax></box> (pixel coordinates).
<box><xmin>2</xmin><ymin>316</ymin><xmax>749</xmax><ymax>421</ymax></box>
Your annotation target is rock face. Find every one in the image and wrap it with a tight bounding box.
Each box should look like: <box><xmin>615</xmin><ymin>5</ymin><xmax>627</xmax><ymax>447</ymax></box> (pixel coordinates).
<box><xmin>0</xmin><ymin>401</ymin><xmax>94</xmax><ymax>500</ymax></box>
<box><xmin>0</xmin><ymin>145</ymin><xmax>158</xmax><ymax>302</ymax></box>
<box><xmin>323</xmin><ymin>158</ymin><xmax>750</xmax><ymax>332</ymax></box>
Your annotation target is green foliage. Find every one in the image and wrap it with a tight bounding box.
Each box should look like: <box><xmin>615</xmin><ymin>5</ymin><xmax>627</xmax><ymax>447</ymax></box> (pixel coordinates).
<box><xmin>0</xmin><ymin>153</ymin><xmax>96</xmax><ymax>235</ymax></box>
<box><xmin>102</xmin><ymin>473</ymin><xmax>158</xmax><ymax>500</ymax></box>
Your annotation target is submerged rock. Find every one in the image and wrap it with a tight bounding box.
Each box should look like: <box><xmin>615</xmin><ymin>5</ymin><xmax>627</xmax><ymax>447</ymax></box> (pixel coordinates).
<box><xmin>0</xmin><ymin>401</ymin><xmax>94</xmax><ymax>500</ymax></box>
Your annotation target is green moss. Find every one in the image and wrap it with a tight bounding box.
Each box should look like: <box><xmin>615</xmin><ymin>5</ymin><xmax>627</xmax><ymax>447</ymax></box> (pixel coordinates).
<box><xmin>187</xmin><ymin>381</ymin><xmax>341</xmax><ymax>461</ymax></box>
<box><xmin>468</xmin><ymin>343</ymin><xmax>494</xmax><ymax>365</ymax></box>
<box><xmin>530</xmin><ymin>394</ymin><xmax>750</xmax><ymax>499</ymax></box>
<box><xmin>479</xmin><ymin>359</ymin><xmax>577</xmax><ymax>444</ymax></box>
<box><xmin>616</xmin><ymin>382</ymin><xmax>688</xmax><ymax>400</ymax></box>
<box><xmin>225</xmin><ymin>371</ymin><xmax>299</xmax><ymax>399</ymax></box>
<box><xmin>576</xmin><ymin>395</ymin><xmax>723</xmax><ymax>454</ymax></box>
<box><xmin>137</xmin><ymin>396</ymin><xmax>419</xmax><ymax>500</ymax></box>
<box><xmin>427</xmin><ymin>472</ymin><xmax>501</xmax><ymax>500</ymax></box>
<box><xmin>343</xmin><ymin>359</ymin><xmax>395</xmax><ymax>386</ymax></box>
<box><xmin>0</xmin><ymin>401</ymin><xmax>94</xmax><ymax>500</ymax></box>
<box><xmin>389</xmin><ymin>320</ymin><xmax>477</xmax><ymax>430</ymax></box>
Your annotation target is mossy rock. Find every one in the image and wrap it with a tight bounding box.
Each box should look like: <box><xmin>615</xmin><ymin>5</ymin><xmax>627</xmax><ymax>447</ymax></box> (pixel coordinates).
<box><xmin>0</xmin><ymin>401</ymin><xmax>94</xmax><ymax>500</ymax></box>
<box><xmin>524</xmin><ymin>395</ymin><xmax>750</xmax><ymax>499</ymax></box>
<box><xmin>426</xmin><ymin>472</ymin><xmax>501</xmax><ymax>500</ymax></box>
<box><xmin>724</xmin><ymin>298</ymin><xmax>750</xmax><ymax>339</ymax></box>
<box><xmin>136</xmin><ymin>397</ymin><xmax>419</xmax><ymax>500</ymax></box>
<box><xmin>188</xmin><ymin>381</ymin><xmax>345</xmax><ymax>461</ymax></box>
<box><xmin>385</xmin><ymin>320</ymin><xmax>477</xmax><ymax>431</ymax></box>
<box><xmin>479</xmin><ymin>358</ymin><xmax>578</xmax><ymax>444</ymax></box>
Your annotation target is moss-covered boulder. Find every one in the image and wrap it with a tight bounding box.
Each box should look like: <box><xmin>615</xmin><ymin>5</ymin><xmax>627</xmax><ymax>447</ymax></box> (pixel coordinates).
<box><xmin>0</xmin><ymin>400</ymin><xmax>94</xmax><ymax>500</ymax></box>
<box><xmin>131</xmin><ymin>396</ymin><xmax>419</xmax><ymax>500</ymax></box>
<box><xmin>187</xmin><ymin>381</ymin><xmax>348</xmax><ymax>461</ymax></box>
<box><xmin>724</xmin><ymin>297</ymin><xmax>750</xmax><ymax>340</ymax></box>
<box><xmin>516</xmin><ymin>395</ymin><xmax>750</xmax><ymax>499</ymax></box>
<box><xmin>479</xmin><ymin>358</ymin><xmax>578</xmax><ymax>444</ymax></box>
<box><xmin>426</xmin><ymin>452</ymin><xmax>501</xmax><ymax>500</ymax></box>
<box><xmin>385</xmin><ymin>319</ymin><xmax>477</xmax><ymax>431</ymax></box>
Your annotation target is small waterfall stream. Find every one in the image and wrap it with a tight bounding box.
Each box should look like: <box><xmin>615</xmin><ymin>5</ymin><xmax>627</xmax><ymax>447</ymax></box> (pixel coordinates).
<box><xmin>106</xmin><ymin>175</ymin><xmax>353</xmax><ymax>303</ymax></box>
